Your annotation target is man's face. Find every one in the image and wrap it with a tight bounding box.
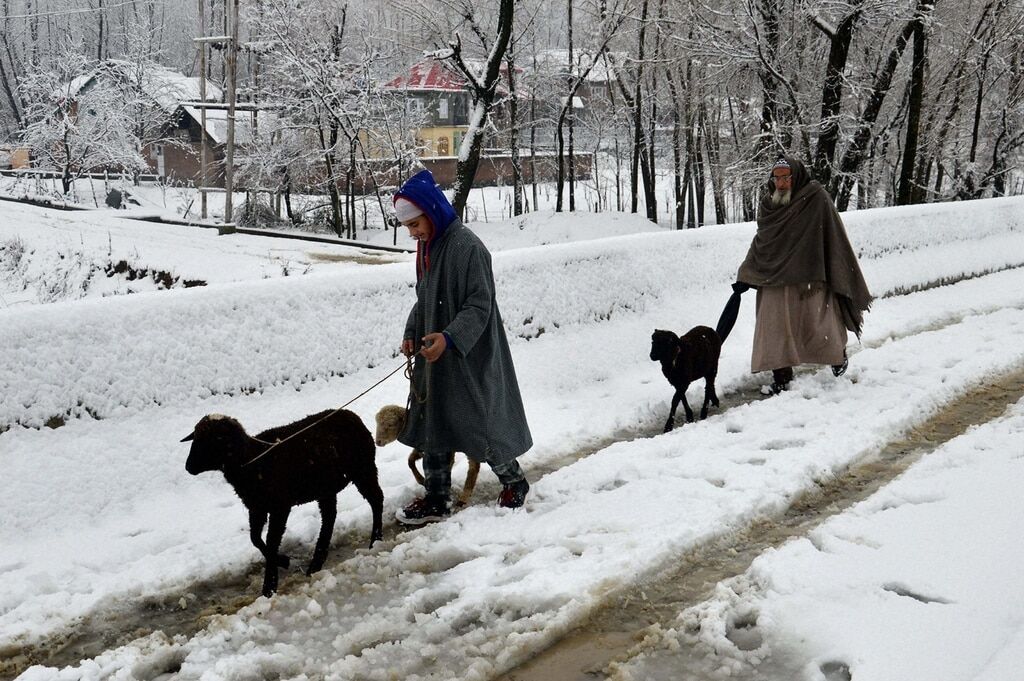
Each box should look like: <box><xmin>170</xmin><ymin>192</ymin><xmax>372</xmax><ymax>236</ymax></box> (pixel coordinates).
<box><xmin>772</xmin><ymin>167</ymin><xmax>793</xmax><ymax>190</ymax></box>
<box><xmin>403</xmin><ymin>214</ymin><xmax>433</xmax><ymax>241</ymax></box>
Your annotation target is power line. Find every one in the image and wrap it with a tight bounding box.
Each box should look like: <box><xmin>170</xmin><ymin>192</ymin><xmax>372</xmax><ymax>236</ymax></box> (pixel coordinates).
<box><xmin>3</xmin><ymin>0</ymin><xmax>164</xmax><ymax>21</ymax></box>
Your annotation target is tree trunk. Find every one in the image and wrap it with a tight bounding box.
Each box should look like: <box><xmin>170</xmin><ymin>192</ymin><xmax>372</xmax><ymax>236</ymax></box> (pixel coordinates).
<box><xmin>348</xmin><ymin>138</ymin><xmax>357</xmax><ymax>239</ymax></box>
<box><xmin>530</xmin><ymin>34</ymin><xmax>539</xmax><ymax>212</ymax></box>
<box><xmin>896</xmin><ymin>0</ymin><xmax>934</xmax><ymax>205</ymax></box>
<box><xmin>555</xmin><ymin>10</ymin><xmax>626</xmax><ymax>212</ymax></box>
<box><xmin>97</xmin><ymin>0</ymin><xmax>105</xmax><ymax>60</ymax></box>
<box><xmin>320</xmin><ymin>122</ymin><xmax>343</xmax><ymax>236</ymax></box>
<box><xmin>449</xmin><ymin>0</ymin><xmax>515</xmax><ymax>216</ymax></box>
<box><xmin>628</xmin><ymin>0</ymin><xmax>650</xmax><ymax>215</ymax></box>
<box><xmin>703</xmin><ymin>103</ymin><xmax>728</xmax><ymax>225</ymax></box>
<box><xmin>833</xmin><ymin>14</ymin><xmax>920</xmax><ymax>210</ymax></box>
<box><xmin>567</xmin><ymin>0</ymin><xmax>576</xmax><ymax>212</ymax></box>
<box><xmin>753</xmin><ymin>0</ymin><xmax>782</xmax><ymax>165</ymax></box>
<box><xmin>506</xmin><ymin>51</ymin><xmax>523</xmax><ymax>216</ymax></box>
<box><xmin>0</xmin><ymin>52</ymin><xmax>21</xmax><ymax>129</ymax></box>
<box><xmin>812</xmin><ymin>3</ymin><xmax>864</xmax><ymax>192</ymax></box>
<box><xmin>693</xmin><ymin>108</ymin><xmax>706</xmax><ymax>227</ymax></box>
<box><xmin>726</xmin><ymin>97</ymin><xmax>755</xmax><ymax>221</ymax></box>
<box><xmin>666</xmin><ymin>67</ymin><xmax>684</xmax><ymax>229</ymax></box>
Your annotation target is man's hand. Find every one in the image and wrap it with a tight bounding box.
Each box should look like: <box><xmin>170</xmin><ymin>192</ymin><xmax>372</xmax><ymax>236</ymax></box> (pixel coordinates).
<box><xmin>420</xmin><ymin>333</ymin><xmax>447</xmax><ymax>363</ymax></box>
<box><xmin>401</xmin><ymin>339</ymin><xmax>415</xmax><ymax>357</ymax></box>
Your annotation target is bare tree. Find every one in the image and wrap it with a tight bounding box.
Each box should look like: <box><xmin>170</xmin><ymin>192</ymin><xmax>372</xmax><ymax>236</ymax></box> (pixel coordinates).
<box><xmin>20</xmin><ymin>44</ymin><xmax>147</xmax><ymax>195</ymax></box>
<box><xmin>431</xmin><ymin>0</ymin><xmax>515</xmax><ymax>215</ymax></box>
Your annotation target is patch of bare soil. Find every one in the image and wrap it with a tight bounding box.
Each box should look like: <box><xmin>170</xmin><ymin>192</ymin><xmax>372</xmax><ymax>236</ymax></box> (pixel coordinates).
<box><xmin>497</xmin><ymin>367</ymin><xmax>1024</xmax><ymax>681</ymax></box>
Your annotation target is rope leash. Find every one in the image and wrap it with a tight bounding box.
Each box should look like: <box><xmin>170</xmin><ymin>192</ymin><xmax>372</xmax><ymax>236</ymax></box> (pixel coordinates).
<box><xmin>408</xmin><ymin>353</ymin><xmax>430</xmax><ymax>405</ymax></box>
<box><xmin>241</xmin><ymin>357</ymin><xmax>415</xmax><ymax>468</ymax></box>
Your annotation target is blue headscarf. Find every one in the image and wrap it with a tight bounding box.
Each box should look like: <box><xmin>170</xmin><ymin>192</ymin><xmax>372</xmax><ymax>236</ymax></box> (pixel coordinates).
<box><xmin>393</xmin><ymin>170</ymin><xmax>458</xmax><ymax>246</ymax></box>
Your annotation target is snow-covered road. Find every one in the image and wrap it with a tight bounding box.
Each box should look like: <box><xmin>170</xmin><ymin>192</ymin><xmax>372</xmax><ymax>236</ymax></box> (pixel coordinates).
<box><xmin>4</xmin><ymin>197</ymin><xmax>1024</xmax><ymax>681</ymax></box>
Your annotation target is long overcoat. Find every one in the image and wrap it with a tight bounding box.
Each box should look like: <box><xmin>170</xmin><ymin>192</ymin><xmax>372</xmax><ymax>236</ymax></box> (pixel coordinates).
<box><xmin>396</xmin><ymin>173</ymin><xmax>532</xmax><ymax>463</ymax></box>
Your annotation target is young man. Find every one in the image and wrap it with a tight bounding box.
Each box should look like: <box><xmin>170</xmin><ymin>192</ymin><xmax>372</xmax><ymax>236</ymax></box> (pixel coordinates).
<box><xmin>734</xmin><ymin>157</ymin><xmax>873</xmax><ymax>394</ymax></box>
<box><xmin>392</xmin><ymin>170</ymin><xmax>533</xmax><ymax>525</ymax></box>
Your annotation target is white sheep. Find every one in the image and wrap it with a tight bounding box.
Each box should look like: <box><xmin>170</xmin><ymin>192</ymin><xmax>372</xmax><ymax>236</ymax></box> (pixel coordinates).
<box><xmin>374</xmin><ymin>404</ymin><xmax>480</xmax><ymax>507</ymax></box>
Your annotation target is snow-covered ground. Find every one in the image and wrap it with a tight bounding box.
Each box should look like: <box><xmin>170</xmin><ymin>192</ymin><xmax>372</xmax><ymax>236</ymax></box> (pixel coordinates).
<box><xmin>3</xmin><ymin>195</ymin><xmax>1024</xmax><ymax>681</ymax></box>
<box><xmin>0</xmin><ymin>157</ymin><xmax>694</xmax><ymax>238</ymax></box>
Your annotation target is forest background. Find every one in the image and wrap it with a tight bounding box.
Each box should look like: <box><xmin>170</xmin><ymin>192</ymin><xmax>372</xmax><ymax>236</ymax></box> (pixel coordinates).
<box><xmin>0</xmin><ymin>0</ymin><xmax>1021</xmax><ymax>234</ymax></box>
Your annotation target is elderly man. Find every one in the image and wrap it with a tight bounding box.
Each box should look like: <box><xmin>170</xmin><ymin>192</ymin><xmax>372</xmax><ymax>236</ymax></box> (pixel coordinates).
<box><xmin>734</xmin><ymin>157</ymin><xmax>872</xmax><ymax>394</ymax></box>
<box><xmin>392</xmin><ymin>169</ymin><xmax>533</xmax><ymax>525</ymax></box>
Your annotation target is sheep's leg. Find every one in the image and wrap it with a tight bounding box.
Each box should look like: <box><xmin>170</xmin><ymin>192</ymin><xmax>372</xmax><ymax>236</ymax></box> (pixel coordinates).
<box><xmin>665</xmin><ymin>385</ymin><xmax>691</xmax><ymax>432</ymax></box>
<box><xmin>700</xmin><ymin>377</ymin><xmax>719</xmax><ymax>419</ymax></box>
<box><xmin>677</xmin><ymin>383</ymin><xmax>695</xmax><ymax>424</ymax></box>
<box><xmin>702</xmin><ymin>376</ymin><xmax>720</xmax><ymax>419</ymax></box>
<box><xmin>308</xmin><ymin>496</ymin><xmax>337</xmax><ymax>575</ymax></box>
<box><xmin>248</xmin><ymin>508</ymin><xmax>289</xmax><ymax>568</ymax></box>
<box><xmin>261</xmin><ymin>508</ymin><xmax>291</xmax><ymax>597</ymax></box>
<box><xmin>352</xmin><ymin>473</ymin><xmax>384</xmax><ymax>546</ymax></box>
<box><xmin>408</xmin><ymin>450</ymin><xmax>426</xmax><ymax>486</ymax></box>
<box><xmin>457</xmin><ymin>458</ymin><xmax>481</xmax><ymax>506</ymax></box>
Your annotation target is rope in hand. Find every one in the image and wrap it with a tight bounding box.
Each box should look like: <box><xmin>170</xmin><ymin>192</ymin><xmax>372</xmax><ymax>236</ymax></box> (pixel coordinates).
<box><xmin>407</xmin><ymin>352</ymin><xmax>431</xmax><ymax>406</ymax></box>
<box><xmin>242</xmin><ymin>357</ymin><xmax>414</xmax><ymax>467</ymax></box>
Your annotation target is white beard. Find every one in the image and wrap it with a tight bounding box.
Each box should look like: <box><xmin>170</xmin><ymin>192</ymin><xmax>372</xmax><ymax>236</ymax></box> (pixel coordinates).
<box><xmin>771</xmin><ymin>188</ymin><xmax>792</xmax><ymax>207</ymax></box>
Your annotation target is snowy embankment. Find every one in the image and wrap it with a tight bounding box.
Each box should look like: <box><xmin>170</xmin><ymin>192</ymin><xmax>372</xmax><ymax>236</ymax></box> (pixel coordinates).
<box><xmin>4</xmin><ymin>197</ymin><xmax>1024</xmax><ymax>680</ymax></box>
<box><xmin>2</xmin><ymin>197</ymin><xmax>1023</xmax><ymax>430</ymax></box>
<box><xmin>0</xmin><ymin>198</ymin><xmax>410</xmax><ymax>308</ymax></box>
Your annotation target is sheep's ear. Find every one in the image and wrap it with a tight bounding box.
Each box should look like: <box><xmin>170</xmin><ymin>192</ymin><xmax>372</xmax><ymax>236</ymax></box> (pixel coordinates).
<box><xmin>180</xmin><ymin>431</ymin><xmax>195</xmax><ymax>442</ymax></box>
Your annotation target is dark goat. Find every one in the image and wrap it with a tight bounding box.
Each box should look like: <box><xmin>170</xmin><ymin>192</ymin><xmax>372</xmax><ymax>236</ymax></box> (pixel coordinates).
<box><xmin>650</xmin><ymin>326</ymin><xmax>722</xmax><ymax>432</ymax></box>
<box><xmin>182</xmin><ymin>409</ymin><xmax>384</xmax><ymax>597</ymax></box>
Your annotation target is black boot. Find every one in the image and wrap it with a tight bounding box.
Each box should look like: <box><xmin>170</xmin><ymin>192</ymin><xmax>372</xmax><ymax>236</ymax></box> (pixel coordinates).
<box><xmin>832</xmin><ymin>351</ymin><xmax>849</xmax><ymax>377</ymax></box>
<box><xmin>770</xmin><ymin>367</ymin><xmax>793</xmax><ymax>394</ymax></box>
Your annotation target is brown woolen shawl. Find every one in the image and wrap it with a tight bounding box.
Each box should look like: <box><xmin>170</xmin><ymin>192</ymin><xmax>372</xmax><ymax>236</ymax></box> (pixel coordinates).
<box><xmin>736</xmin><ymin>157</ymin><xmax>873</xmax><ymax>337</ymax></box>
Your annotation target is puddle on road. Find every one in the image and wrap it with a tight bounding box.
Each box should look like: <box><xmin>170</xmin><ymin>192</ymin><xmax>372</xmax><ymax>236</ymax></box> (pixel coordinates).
<box><xmin>497</xmin><ymin>367</ymin><xmax>1024</xmax><ymax>681</ymax></box>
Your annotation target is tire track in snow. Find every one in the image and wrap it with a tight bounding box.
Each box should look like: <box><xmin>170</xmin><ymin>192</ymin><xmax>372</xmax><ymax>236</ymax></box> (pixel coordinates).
<box><xmin>497</xmin><ymin>367</ymin><xmax>1024</xmax><ymax>681</ymax></box>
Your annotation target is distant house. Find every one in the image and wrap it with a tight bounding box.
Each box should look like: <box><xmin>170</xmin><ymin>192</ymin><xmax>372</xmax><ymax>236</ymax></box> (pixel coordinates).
<box><xmin>382</xmin><ymin>59</ymin><xmax>513</xmax><ymax>159</ymax></box>
<box><xmin>66</xmin><ymin>61</ymin><xmax>249</xmax><ymax>186</ymax></box>
<box><xmin>375</xmin><ymin>59</ymin><xmax>594</xmax><ymax>190</ymax></box>
<box><xmin>0</xmin><ymin>145</ymin><xmax>30</xmax><ymax>169</ymax></box>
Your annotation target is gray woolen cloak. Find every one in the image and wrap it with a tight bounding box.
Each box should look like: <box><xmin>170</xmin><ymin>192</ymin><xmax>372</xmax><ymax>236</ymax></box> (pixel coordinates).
<box><xmin>399</xmin><ymin>219</ymin><xmax>533</xmax><ymax>463</ymax></box>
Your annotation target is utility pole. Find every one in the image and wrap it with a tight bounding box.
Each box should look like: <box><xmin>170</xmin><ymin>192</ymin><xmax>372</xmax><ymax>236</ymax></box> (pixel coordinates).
<box><xmin>198</xmin><ymin>0</ymin><xmax>209</xmax><ymax>219</ymax></box>
<box><xmin>223</xmin><ymin>0</ymin><xmax>240</xmax><ymax>227</ymax></box>
<box><xmin>191</xmin><ymin>0</ymin><xmax>261</xmax><ymax>230</ymax></box>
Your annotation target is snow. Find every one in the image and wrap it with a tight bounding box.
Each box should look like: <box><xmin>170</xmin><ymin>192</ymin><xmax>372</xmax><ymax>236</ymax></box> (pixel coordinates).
<box><xmin>70</xmin><ymin>61</ymin><xmax>223</xmax><ymax>115</ymax></box>
<box><xmin>615</xmin><ymin>384</ymin><xmax>1024</xmax><ymax>681</ymax></box>
<box><xmin>3</xmin><ymin>195</ymin><xmax>1024</xmax><ymax>680</ymax></box>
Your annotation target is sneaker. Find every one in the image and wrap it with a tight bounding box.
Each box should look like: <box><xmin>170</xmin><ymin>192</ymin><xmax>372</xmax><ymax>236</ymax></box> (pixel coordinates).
<box><xmin>498</xmin><ymin>479</ymin><xmax>530</xmax><ymax>509</ymax></box>
<box><xmin>832</xmin><ymin>354</ymin><xmax>849</xmax><ymax>377</ymax></box>
<box><xmin>396</xmin><ymin>495</ymin><xmax>451</xmax><ymax>526</ymax></box>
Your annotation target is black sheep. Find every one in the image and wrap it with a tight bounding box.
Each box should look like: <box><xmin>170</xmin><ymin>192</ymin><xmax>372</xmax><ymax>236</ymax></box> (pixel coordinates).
<box><xmin>650</xmin><ymin>326</ymin><xmax>722</xmax><ymax>432</ymax></box>
<box><xmin>182</xmin><ymin>409</ymin><xmax>384</xmax><ymax>597</ymax></box>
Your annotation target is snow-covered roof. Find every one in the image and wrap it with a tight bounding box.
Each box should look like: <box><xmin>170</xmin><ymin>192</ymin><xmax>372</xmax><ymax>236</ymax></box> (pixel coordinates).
<box><xmin>68</xmin><ymin>60</ymin><xmax>223</xmax><ymax>114</ymax></box>
<box><xmin>385</xmin><ymin>60</ymin><xmax>467</xmax><ymax>92</ymax></box>
<box><xmin>134</xmin><ymin>62</ymin><xmax>223</xmax><ymax>113</ymax></box>
<box><xmin>533</xmin><ymin>49</ymin><xmax>627</xmax><ymax>83</ymax></box>
<box><xmin>384</xmin><ymin>59</ymin><xmax>516</xmax><ymax>93</ymax></box>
